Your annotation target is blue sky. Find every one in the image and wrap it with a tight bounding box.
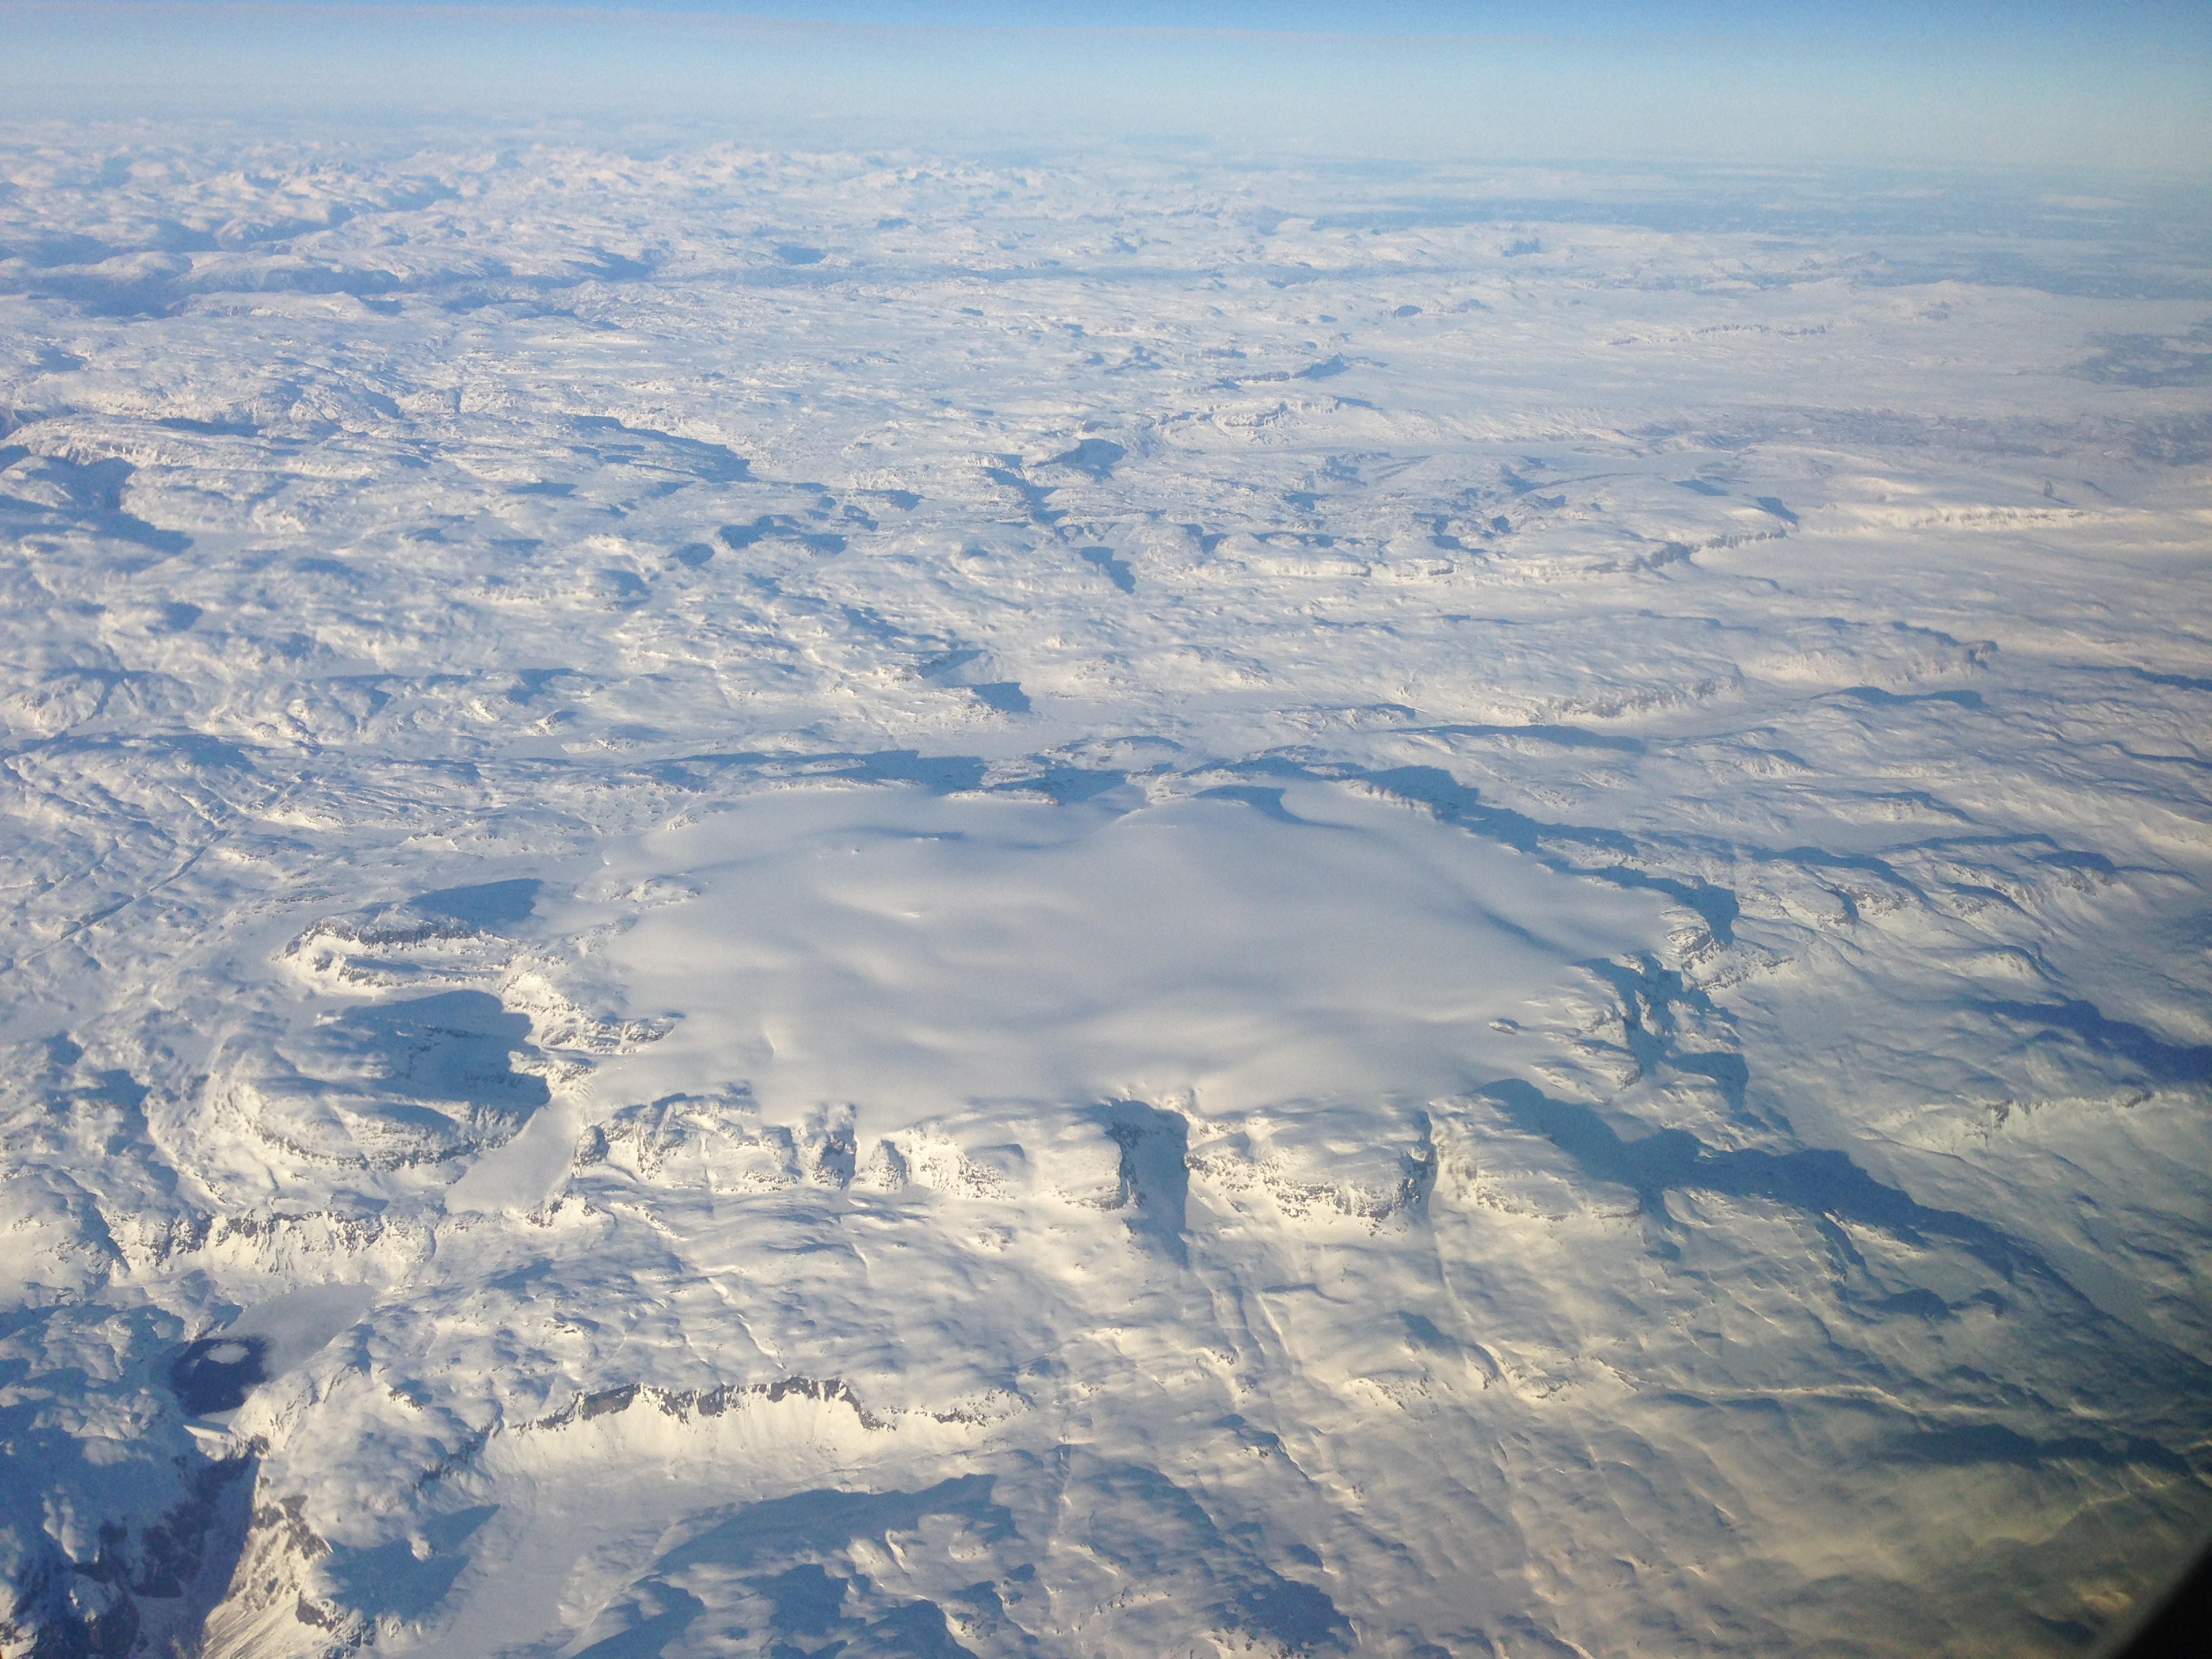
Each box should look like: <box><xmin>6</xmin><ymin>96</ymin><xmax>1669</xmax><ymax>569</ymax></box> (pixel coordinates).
<box><xmin>60</xmin><ymin>0</ymin><xmax>2211</xmax><ymax>42</ymax></box>
<box><xmin>626</xmin><ymin>1</ymin><xmax>2205</xmax><ymax>45</ymax></box>
<box><xmin>5</xmin><ymin>0</ymin><xmax>2208</xmax><ymax>169</ymax></box>
<box><xmin>73</xmin><ymin>0</ymin><xmax>2210</xmax><ymax>49</ymax></box>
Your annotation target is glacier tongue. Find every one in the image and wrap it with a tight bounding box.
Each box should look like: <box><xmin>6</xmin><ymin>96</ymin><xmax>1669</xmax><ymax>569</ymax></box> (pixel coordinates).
<box><xmin>1</xmin><ymin>121</ymin><xmax>2208</xmax><ymax>1658</ymax></box>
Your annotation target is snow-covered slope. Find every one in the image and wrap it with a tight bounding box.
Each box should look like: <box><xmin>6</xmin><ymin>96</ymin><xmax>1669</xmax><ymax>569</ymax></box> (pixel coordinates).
<box><xmin>3</xmin><ymin>127</ymin><xmax>2209</xmax><ymax>1658</ymax></box>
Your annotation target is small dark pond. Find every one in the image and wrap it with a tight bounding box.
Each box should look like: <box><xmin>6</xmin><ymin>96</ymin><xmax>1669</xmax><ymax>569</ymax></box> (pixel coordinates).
<box><xmin>169</xmin><ymin>1336</ymin><xmax>268</xmax><ymax>1416</ymax></box>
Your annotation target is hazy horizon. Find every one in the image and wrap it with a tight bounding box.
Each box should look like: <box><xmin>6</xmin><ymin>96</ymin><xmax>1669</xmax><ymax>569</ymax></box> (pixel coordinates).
<box><xmin>5</xmin><ymin>0</ymin><xmax>2209</xmax><ymax>169</ymax></box>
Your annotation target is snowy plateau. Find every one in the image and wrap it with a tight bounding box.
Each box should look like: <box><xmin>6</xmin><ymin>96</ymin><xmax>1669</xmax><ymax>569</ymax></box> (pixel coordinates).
<box><xmin>1</xmin><ymin>126</ymin><xmax>2209</xmax><ymax>1659</ymax></box>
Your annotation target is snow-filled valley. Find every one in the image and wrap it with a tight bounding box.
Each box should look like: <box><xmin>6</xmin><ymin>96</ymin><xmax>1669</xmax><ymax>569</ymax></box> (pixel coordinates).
<box><xmin>2</xmin><ymin>127</ymin><xmax>2209</xmax><ymax>1658</ymax></box>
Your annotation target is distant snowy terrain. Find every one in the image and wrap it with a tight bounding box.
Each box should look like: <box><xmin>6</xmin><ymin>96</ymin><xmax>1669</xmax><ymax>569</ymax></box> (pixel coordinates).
<box><xmin>2</xmin><ymin>126</ymin><xmax>2209</xmax><ymax>1658</ymax></box>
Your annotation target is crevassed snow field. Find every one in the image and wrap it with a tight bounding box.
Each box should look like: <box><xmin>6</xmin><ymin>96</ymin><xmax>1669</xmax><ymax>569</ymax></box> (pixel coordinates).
<box><xmin>3</xmin><ymin>125</ymin><xmax>2210</xmax><ymax>1658</ymax></box>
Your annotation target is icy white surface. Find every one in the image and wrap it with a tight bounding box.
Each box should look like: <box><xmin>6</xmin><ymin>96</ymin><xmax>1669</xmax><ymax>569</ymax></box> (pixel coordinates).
<box><xmin>2</xmin><ymin>125</ymin><xmax>2210</xmax><ymax>1658</ymax></box>
<box><xmin>591</xmin><ymin>784</ymin><xmax>1667</xmax><ymax>1127</ymax></box>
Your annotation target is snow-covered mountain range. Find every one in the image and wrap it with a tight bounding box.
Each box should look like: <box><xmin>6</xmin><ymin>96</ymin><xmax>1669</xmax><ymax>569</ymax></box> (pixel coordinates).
<box><xmin>3</xmin><ymin>126</ymin><xmax>2208</xmax><ymax>1656</ymax></box>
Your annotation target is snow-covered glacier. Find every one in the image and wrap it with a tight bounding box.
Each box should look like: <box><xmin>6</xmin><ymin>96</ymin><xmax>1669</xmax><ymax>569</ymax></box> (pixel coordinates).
<box><xmin>2</xmin><ymin>125</ymin><xmax>2209</xmax><ymax>1658</ymax></box>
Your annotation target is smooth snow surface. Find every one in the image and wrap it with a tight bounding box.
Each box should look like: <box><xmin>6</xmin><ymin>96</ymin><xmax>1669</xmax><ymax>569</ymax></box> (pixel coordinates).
<box><xmin>596</xmin><ymin>786</ymin><xmax>1666</xmax><ymax>1126</ymax></box>
<box><xmin>3</xmin><ymin>123</ymin><xmax>2210</xmax><ymax>1659</ymax></box>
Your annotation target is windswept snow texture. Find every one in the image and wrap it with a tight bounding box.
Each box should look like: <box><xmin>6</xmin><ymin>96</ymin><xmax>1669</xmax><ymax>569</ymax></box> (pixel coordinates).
<box><xmin>3</xmin><ymin>128</ymin><xmax>2211</xmax><ymax>1659</ymax></box>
